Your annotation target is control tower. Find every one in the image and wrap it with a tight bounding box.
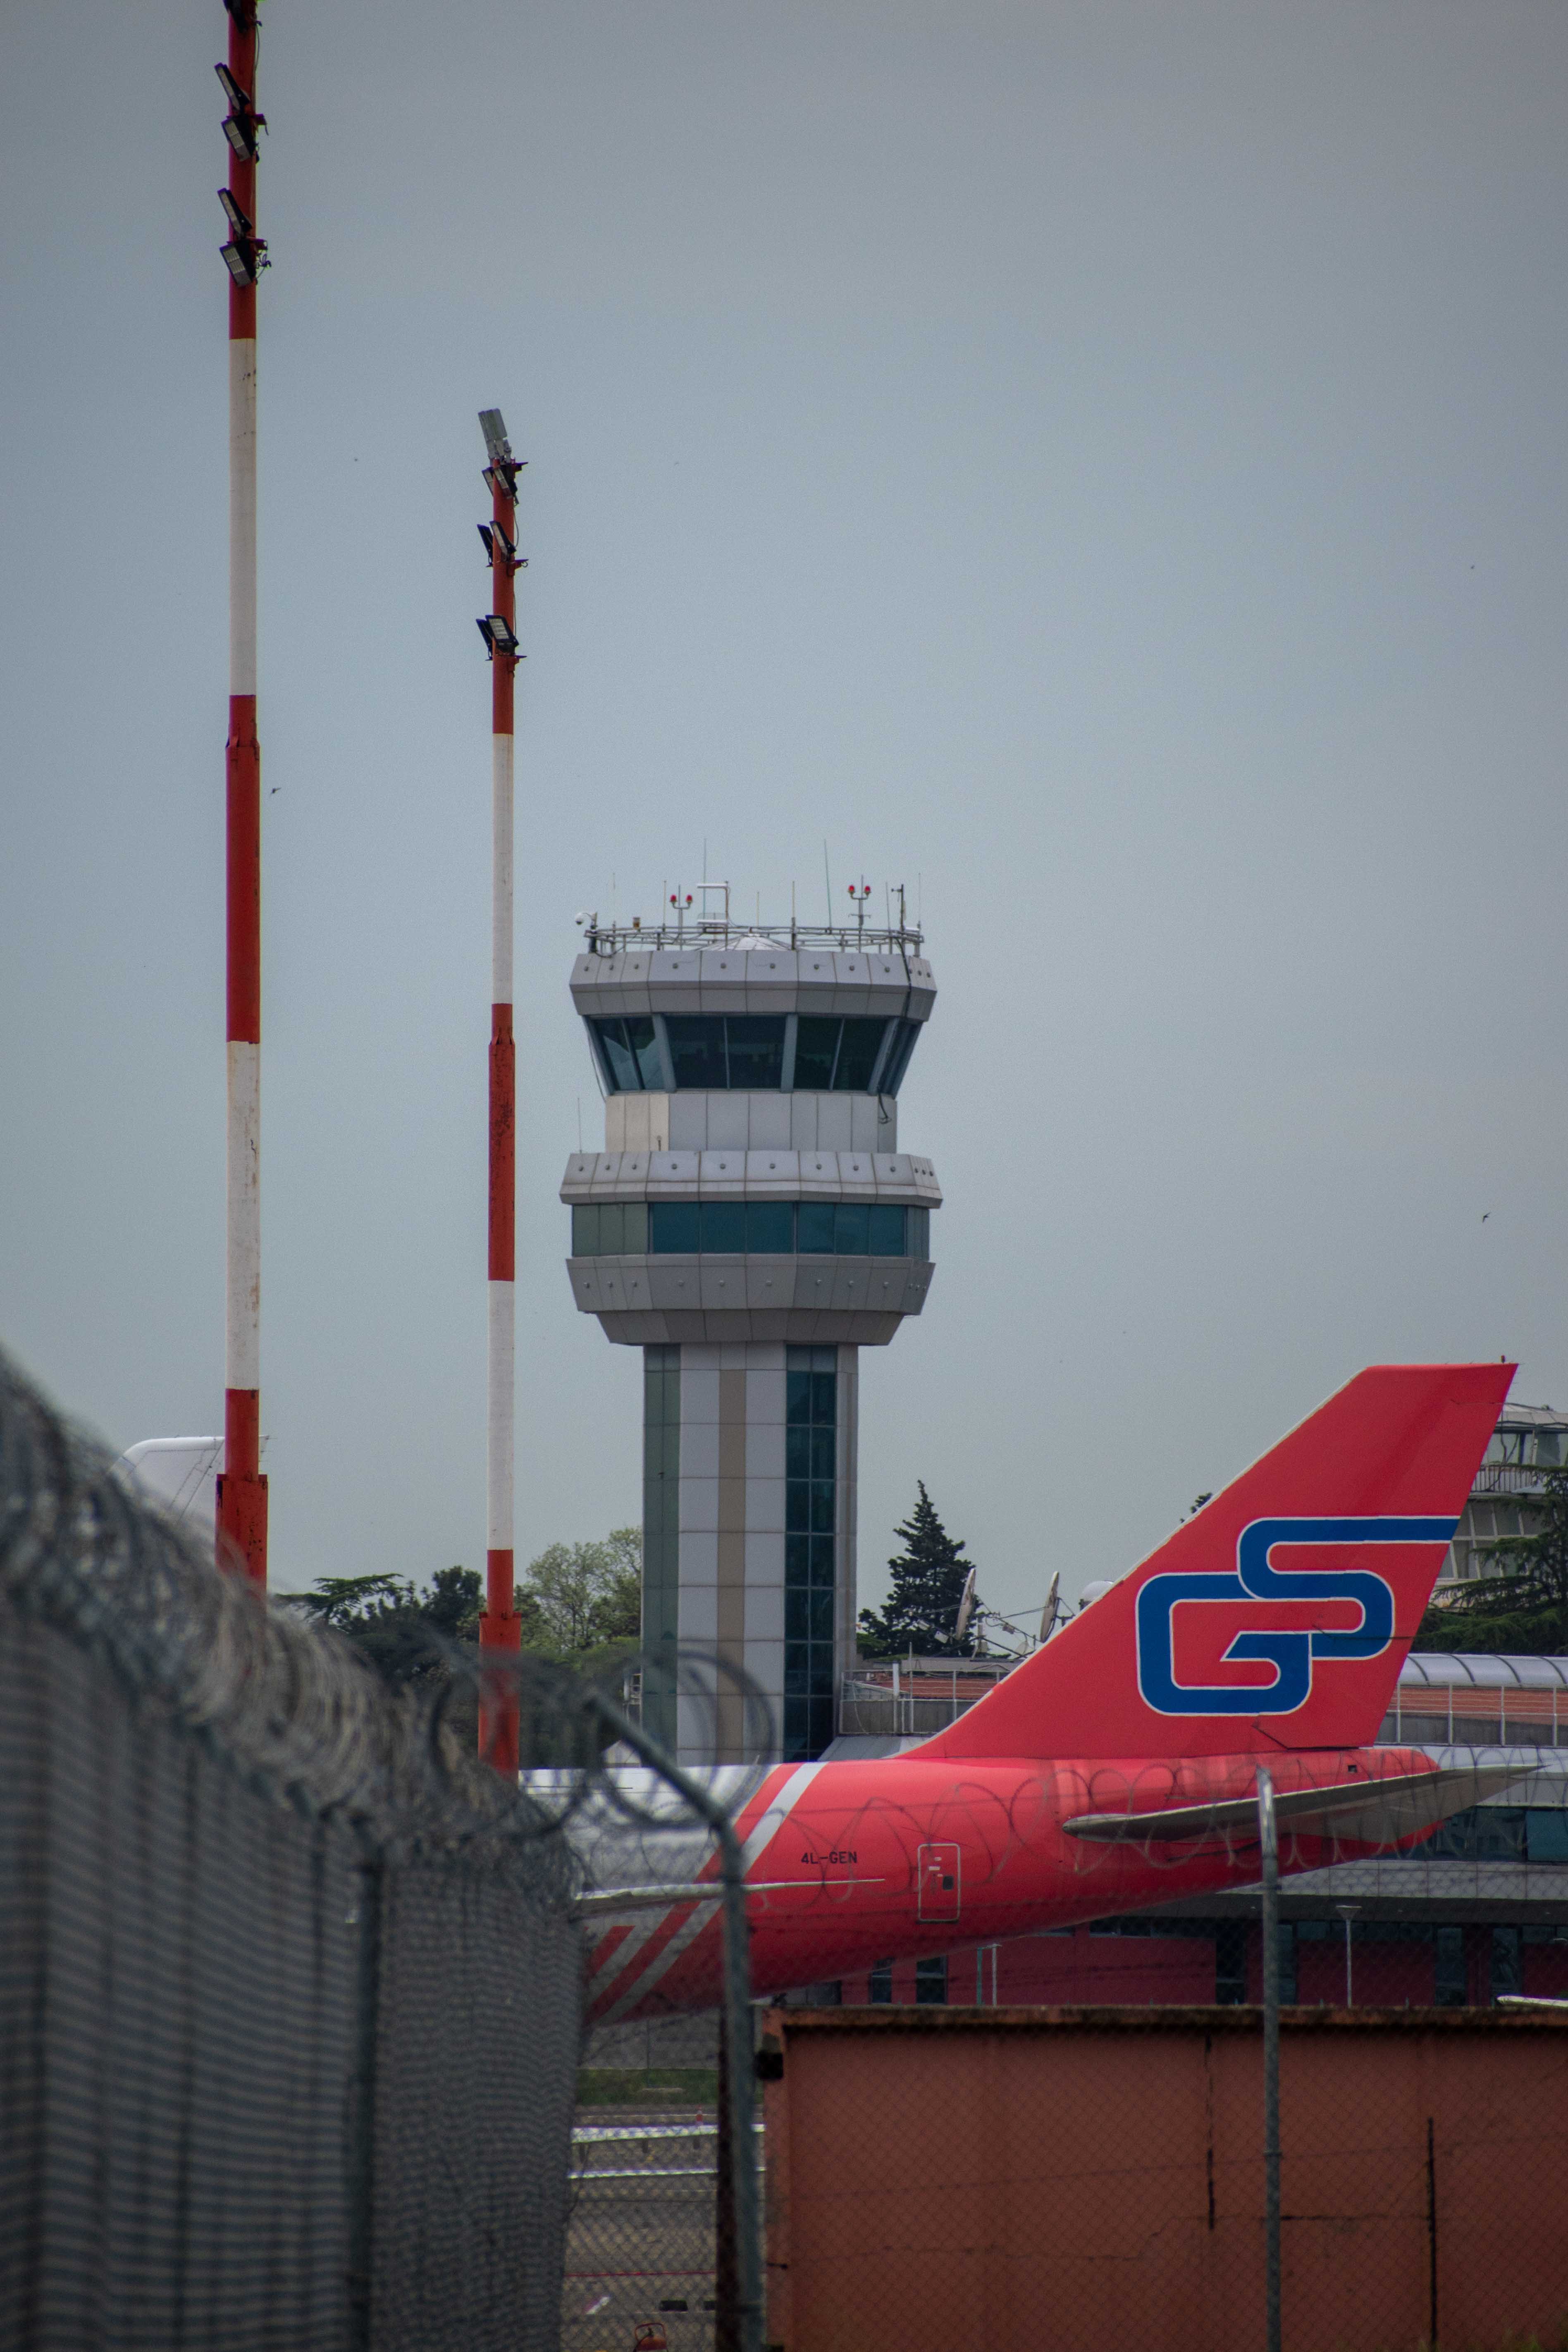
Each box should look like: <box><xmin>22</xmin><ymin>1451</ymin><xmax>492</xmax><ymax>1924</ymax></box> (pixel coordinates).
<box><xmin>561</xmin><ymin>907</ymin><xmax>940</xmax><ymax>1763</ymax></box>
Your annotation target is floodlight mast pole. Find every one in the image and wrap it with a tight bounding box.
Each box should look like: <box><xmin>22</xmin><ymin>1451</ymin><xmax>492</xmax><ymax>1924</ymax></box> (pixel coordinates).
<box><xmin>477</xmin><ymin>410</ymin><xmax>522</xmax><ymax>1769</ymax></box>
<box><xmin>216</xmin><ymin>0</ymin><xmax>268</xmax><ymax>1586</ymax></box>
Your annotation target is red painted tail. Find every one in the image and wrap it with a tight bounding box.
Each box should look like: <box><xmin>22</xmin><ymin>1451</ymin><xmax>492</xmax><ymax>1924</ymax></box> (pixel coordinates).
<box><xmin>920</xmin><ymin>1363</ymin><xmax>1513</xmax><ymax>1762</ymax></box>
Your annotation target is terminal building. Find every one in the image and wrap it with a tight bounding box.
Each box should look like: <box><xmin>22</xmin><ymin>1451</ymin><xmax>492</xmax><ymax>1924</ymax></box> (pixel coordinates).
<box><xmin>560</xmin><ymin>911</ymin><xmax>940</xmax><ymax>1763</ymax></box>
<box><xmin>1438</xmin><ymin>1400</ymin><xmax>1568</xmax><ymax>1587</ymax></box>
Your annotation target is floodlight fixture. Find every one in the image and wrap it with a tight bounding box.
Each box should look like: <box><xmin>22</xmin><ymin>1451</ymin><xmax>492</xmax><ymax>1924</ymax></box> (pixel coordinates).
<box><xmin>219</xmin><ymin>187</ymin><xmax>255</xmax><ymax>238</ymax></box>
<box><xmin>482</xmin><ymin>460</ymin><xmax>523</xmax><ymax>502</ymax></box>
<box><xmin>220</xmin><ymin>237</ymin><xmax>267</xmax><ymax>286</ymax></box>
<box><xmin>478</xmin><ymin>408</ymin><xmax>513</xmax><ymax>465</ymax></box>
<box><xmin>216</xmin><ymin>62</ymin><xmax>265</xmax><ymax>154</ymax></box>
<box><xmin>477</xmin><ymin>614</ymin><xmax>519</xmax><ymax>657</ymax></box>
<box><xmin>477</xmin><ymin>520</ymin><xmax>519</xmax><ymax>566</ymax></box>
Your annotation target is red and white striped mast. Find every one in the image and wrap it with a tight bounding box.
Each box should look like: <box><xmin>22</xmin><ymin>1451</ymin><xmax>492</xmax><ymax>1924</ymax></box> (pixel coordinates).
<box><xmin>215</xmin><ymin>0</ymin><xmax>269</xmax><ymax>1586</ymax></box>
<box><xmin>476</xmin><ymin>410</ymin><xmax>523</xmax><ymax>1766</ymax></box>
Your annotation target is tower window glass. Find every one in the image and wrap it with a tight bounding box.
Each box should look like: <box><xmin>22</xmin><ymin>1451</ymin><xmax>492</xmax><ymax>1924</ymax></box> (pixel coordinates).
<box><xmin>586</xmin><ymin>1011</ymin><xmax>922</xmax><ymax>1094</ymax></box>
<box><xmin>793</xmin><ymin>1016</ymin><xmax>888</xmax><ymax>1092</ymax></box>
<box><xmin>785</xmin><ymin>1345</ymin><xmax>837</xmax><ymax>1761</ymax></box>
<box><xmin>570</xmin><ymin>1201</ymin><xmax>931</xmax><ymax>1258</ymax></box>
<box><xmin>663</xmin><ymin>1014</ymin><xmax>734</xmax><ymax>1089</ymax></box>
<box><xmin>662</xmin><ymin>1014</ymin><xmax>787</xmax><ymax>1089</ymax></box>
<box><xmin>589</xmin><ymin>1015</ymin><xmax>664</xmax><ymax>1092</ymax></box>
<box><xmin>724</xmin><ymin>1016</ymin><xmax>786</xmax><ymax>1089</ymax></box>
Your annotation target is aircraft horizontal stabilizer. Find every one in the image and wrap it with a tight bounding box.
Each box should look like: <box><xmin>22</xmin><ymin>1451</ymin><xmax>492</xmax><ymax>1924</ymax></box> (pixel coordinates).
<box><xmin>570</xmin><ymin>1879</ymin><xmax>806</xmax><ymax>1919</ymax></box>
<box><xmin>1062</xmin><ymin>1760</ymin><xmax>1523</xmax><ymax>1846</ymax></box>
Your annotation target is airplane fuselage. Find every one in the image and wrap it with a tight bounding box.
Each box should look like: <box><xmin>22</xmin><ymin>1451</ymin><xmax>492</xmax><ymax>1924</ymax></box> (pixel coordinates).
<box><xmin>583</xmin><ymin>1362</ymin><xmax>1518</xmax><ymax>2021</ymax></box>
<box><xmin>583</xmin><ymin>1744</ymin><xmax>1429</xmax><ymax>2023</ymax></box>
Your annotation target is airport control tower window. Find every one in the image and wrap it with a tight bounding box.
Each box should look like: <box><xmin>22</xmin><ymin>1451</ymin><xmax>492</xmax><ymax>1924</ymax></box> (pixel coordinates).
<box><xmin>570</xmin><ymin>1200</ymin><xmax>931</xmax><ymax>1257</ymax></box>
<box><xmin>726</xmin><ymin>1017</ymin><xmax>788</xmax><ymax>1089</ymax></box>
<box><xmin>664</xmin><ymin>1014</ymin><xmax>786</xmax><ymax>1090</ymax></box>
<box><xmin>585</xmin><ymin>1011</ymin><xmax>923</xmax><ymax>1094</ymax></box>
<box><xmin>588</xmin><ymin>1016</ymin><xmax>665</xmax><ymax>1093</ymax></box>
<box><xmin>785</xmin><ymin>1345</ymin><xmax>838</xmax><ymax>1761</ymax></box>
<box><xmin>793</xmin><ymin>1016</ymin><xmax>884</xmax><ymax>1091</ymax></box>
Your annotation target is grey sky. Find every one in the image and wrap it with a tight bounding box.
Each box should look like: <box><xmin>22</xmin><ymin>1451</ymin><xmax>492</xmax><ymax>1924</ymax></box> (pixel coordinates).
<box><xmin>4</xmin><ymin>1</ymin><xmax>1566</xmax><ymax>1621</ymax></box>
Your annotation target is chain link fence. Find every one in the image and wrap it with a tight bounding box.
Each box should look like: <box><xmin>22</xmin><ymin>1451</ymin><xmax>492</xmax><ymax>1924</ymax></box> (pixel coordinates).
<box><xmin>0</xmin><ymin>1346</ymin><xmax>765</xmax><ymax>2352</ymax></box>
<box><xmin>761</xmin><ymin>1770</ymin><xmax>1568</xmax><ymax>2352</ymax></box>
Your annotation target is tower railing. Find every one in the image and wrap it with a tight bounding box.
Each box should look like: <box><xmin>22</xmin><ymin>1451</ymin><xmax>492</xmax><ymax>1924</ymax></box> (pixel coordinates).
<box><xmin>578</xmin><ymin>919</ymin><xmax>924</xmax><ymax>957</ymax></box>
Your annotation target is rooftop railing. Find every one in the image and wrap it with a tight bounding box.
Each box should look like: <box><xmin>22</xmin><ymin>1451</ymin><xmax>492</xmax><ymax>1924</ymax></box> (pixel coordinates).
<box><xmin>578</xmin><ymin>919</ymin><xmax>925</xmax><ymax>958</ymax></box>
<box><xmin>1472</xmin><ymin>1460</ymin><xmax>1561</xmax><ymax>1495</ymax></box>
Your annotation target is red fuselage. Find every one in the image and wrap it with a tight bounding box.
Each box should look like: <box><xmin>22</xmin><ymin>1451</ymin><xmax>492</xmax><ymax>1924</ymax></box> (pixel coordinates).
<box><xmin>585</xmin><ymin>1745</ymin><xmax>1425</xmax><ymax>2023</ymax></box>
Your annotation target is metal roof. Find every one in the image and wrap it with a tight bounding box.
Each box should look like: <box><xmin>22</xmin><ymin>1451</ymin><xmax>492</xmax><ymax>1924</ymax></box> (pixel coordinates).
<box><xmin>1493</xmin><ymin>1401</ymin><xmax>1568</xmax><ymax>1430</ymax></box>
<box><xmin>1399</xmin><ymin>1653</ymin><xmax>1568</xmax><ymax>1690</ymax></box>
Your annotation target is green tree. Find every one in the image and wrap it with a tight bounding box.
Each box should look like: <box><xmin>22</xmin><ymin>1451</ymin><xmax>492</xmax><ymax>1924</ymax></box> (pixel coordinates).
<box><xmin>284</xmin><ymin>1565</ymin><xmax>481</xmax><ymax>1686</ymax></box>
<box><xmin>857</xmin><ymin>1483</ymin><xmax>975</xmax><ymax>1658</ymax></box>
<box><xmin>1413</xmin><ymin>1467</ymin><xmax>1568</xmax><ymax>1656</ymax></box>
<box><xmin>515</xmin><ymin>1527</ymin><xmax>642</xmax><ymax>1662</ymax></box>
<box><xmin>284</xmin><ymin>1527</ymin><xmax>645</xmax><ymax>1688</ymax></box>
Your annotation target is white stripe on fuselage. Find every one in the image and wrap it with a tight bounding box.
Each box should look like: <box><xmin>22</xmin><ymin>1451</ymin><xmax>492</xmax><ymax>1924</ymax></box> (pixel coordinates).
<box><xmin>594</xmin><ymin>1760</ymin><xmax>826</xmax><ymax>2022</ymax></box>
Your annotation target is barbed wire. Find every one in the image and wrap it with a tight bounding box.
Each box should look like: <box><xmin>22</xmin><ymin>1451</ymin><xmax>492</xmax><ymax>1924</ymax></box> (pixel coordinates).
<box><xmin>0</xmin><ymin>1345</ymin><xmax>769</xmax><ymax>1888</ymax></box>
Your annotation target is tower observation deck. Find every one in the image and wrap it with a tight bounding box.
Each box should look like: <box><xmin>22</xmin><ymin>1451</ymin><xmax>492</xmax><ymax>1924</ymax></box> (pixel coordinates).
<box><xmin>561</xmin><ymin>913</ymin><xmax>940</xmax><ymax>1763</ymax></box>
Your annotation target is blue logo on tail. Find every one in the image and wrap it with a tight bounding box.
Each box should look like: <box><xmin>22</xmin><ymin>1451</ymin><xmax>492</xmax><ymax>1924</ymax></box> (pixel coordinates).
<box><xmin>1135</xmin><ymin>1517</ymin><xmax>1457</xmax><ymax>1717</ymax></box>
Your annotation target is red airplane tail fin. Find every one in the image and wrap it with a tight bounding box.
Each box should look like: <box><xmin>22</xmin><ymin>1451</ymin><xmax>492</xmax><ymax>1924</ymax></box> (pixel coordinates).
<box><xmin>918</xmin><ymin>1363</ymin><xmax>1513</xmax><ymax>1763</ymax></box>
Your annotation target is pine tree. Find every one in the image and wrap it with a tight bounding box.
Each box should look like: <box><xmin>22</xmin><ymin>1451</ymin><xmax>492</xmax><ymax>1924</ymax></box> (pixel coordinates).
<box><xmin>858</xmin><ymin>1483</ymin><xmax>976</xmax><ymax>1658</ymax></box>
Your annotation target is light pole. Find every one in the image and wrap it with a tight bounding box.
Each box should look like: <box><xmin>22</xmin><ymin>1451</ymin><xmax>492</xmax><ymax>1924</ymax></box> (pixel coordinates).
<box><xmin>476</xmin><ymin>408</ymin><xmax>523</xmax><ymax>1769</ymax></box>
<box><xmin>1336</xmin><ymin>1901</ymin><xmax>1361</xmax><ymax>2007</ymax></box>
<box><xmin>216</xmin><ymin>0</ymin><xmax>269</xmax><ymax>1586</ymax></box>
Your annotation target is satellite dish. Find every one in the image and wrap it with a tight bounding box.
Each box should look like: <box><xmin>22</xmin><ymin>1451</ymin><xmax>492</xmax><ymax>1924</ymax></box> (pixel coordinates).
<box><xmin>1079</xmin><ymin>1579</ymin><xmax>1115</xmax><ymax>1609</ymax></box>
<box><xmin>1039</xmin><ymin>1570</ymin><xmax>1060</xmax><ymax>1646</ymax></box>
<box><xmin>954</xmin><ymin>1565</ymin><xmax>976</xmax><ymax>1646</ymax></box>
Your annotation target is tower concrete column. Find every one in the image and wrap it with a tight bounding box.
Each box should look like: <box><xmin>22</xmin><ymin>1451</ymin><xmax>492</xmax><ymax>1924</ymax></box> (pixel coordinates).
<box><xmin>562</xmin><ymin>921</ymin><xmax>938</xmax><ymax>1762</ymax></box>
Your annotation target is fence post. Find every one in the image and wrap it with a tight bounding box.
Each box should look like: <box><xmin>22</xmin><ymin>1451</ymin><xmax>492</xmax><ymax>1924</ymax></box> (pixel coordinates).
<box><xmin>587</xmin><ymin>1690</ymin><xmax>765</xmax><ymax>2352</ymax></box>
<box><xmin>1426</xmin><ymin>2113</ymin><xmax>1439</xmax><ymax>2346</ymax></box>
<box><xmin>346</xmin><ymin>1844</ymin><xmax>384</xmax><ymax>2352</ymax></box>
<box><xmin>715</xmin><ymin>2011</ymin><xmax>739</xmax><ymax>2352</ymax></box>
<box><xmin>1257</xmin><ymin>1767</ymin><xmax>1281</xmax><ymax>2352</ymax></box>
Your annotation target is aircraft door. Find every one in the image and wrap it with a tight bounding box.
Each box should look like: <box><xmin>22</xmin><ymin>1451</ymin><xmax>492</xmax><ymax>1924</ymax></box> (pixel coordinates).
<box><xmin>916</xmin><ymin>1842</ymin><xmax>960</xmax><ymax>1923</ymax></box>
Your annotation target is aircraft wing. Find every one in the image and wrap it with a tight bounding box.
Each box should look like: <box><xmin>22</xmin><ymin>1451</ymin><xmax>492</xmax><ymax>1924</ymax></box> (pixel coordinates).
<box><xmin>1062</xmin><ymin>1761</ymin><xmax>1525</xmax><ymax>1846</ymax></box>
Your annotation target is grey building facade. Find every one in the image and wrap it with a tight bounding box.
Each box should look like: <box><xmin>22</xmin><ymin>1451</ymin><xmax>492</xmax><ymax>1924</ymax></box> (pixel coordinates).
<box><xmin>1438</xmin><ymin>1400</ymin><xmax>1568</xmax><ymax>1588</ymax></box>
<box><xmin>560</xmin><ymin>921</ymin><xmax>941</xmax><ymax>1763</ymax></box>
